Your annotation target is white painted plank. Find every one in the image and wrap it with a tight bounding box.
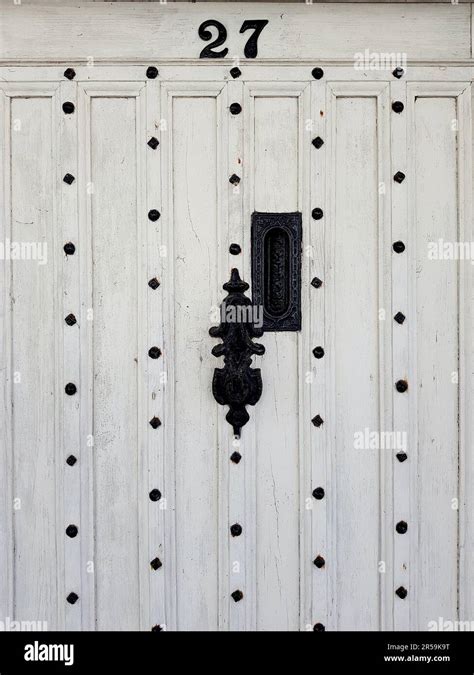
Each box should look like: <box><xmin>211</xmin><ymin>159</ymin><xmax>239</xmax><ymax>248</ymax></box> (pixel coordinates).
<box><xmin>252</xmin><ymin>92</ymin><xmax>301</xmax><ymax>631</ymax></box>
<box><xmin>329</xmin><ymin>91</ymin><xmax>381</xmax><ymax>630</ymax></box>
<box><xmin>0</xmin><ymin>89</ymin><xmax>11</xmax><ymax>622</ymax></box>
<box><xmin>59</xmin><ymin>78</ymin><xmax>81</xmax><ymax>632</ymax></box>
<box><xmin>171</xmin><ymin>92</ymin><xmax>221</xmax><ymax>631</ymax></box>
<box><xmin>412</xmin><ymin>95</ymin><xmax>460</xmax><ymax>627</ymax></box>
<box><xmin>0</xmin><ymin>3</ymin><xmax>470</xmax><ymax>62</ymax></box>
<box><xmin>10</xmin><ymin>93</ymin><xmax>61</xmax><ymax>629</ymax></box>
<box><xmin>145</xmin><ymin>78</ymin><xmax>165</xmax><ymax>632</ymax></box>
<box><xmin>308</xmin><ymin>79</ymin><xmax>329</xmax><ymax>632</ymax></box>
<box><xmin>3</xmin><ymin>65</ymin><xmax>474</xmax><ymax>85</ymax></box>
<box><xmin>459</xmin><ymin>84</ymin><xmax>473</xmax><ymax>624</ymax></box>
<box><xmin>391</xmin><ymin>77</ymin><xmax>410</xmax><ymax>632</ymax></box>
<box><xmin>90</xmin><ymin>94</ymin><xmax>141</xmax><ymax>630</ymax></box>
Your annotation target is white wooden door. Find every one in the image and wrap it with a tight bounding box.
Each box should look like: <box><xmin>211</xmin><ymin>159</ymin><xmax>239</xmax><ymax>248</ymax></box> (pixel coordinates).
<box><xmin>0</xmin><ymin>2</ymin><xmax>473</xmax><ymax>632</ymax></box>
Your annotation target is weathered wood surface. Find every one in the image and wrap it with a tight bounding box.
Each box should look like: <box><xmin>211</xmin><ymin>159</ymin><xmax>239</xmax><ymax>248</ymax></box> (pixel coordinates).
<box><xmin>0</xmin><ymin>3</ymin><xmax>471</xmax><ymax>62</ymax></box>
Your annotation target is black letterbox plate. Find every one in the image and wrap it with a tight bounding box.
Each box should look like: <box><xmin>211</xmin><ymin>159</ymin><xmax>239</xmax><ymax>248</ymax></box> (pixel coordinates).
<box><xmin>251</xmin><ymin>211</ymin><xmax>302</xmax><ymax>332</ymax></box>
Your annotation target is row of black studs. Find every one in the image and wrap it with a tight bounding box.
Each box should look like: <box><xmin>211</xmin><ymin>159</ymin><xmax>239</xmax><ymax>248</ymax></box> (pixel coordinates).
<box><xmin>309</xmin><ymin>65</ymin><xmax>409</xmax><ymax>627</ymax></box>
<box><xmin>227</xmin><ymin>68</ymin><xmax>244</xmax><ymax>608</ymax></box>
<box><xmin>62</xmin><ymin>66</ymin><xmax>164</xmax><ymax>627</ymax></box>
<box><xmin>392</xmin><ymin>76</ymin><xmax>408</xmax><ymax>603</ymax></box>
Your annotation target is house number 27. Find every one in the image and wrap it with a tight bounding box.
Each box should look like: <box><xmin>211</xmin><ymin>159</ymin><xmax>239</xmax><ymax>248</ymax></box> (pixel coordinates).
<box><xmin>198</xmin><ymin>20</ymin><xmax>269</xmax><ymax>59</ymax></box>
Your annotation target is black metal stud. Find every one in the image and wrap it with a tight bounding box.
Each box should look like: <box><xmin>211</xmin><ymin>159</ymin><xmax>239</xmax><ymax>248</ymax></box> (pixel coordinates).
<box><xmin>229</xmin><ymin>243</ymin><xmax>241</xmax><ymax>255</ymax></box>
<box><xmin>311</xmin><ymin>277</ymin><xmax>323</xmax><ymax>289</ymax></box>
<box><xmin>62</xmin><ymin>102</ymin><xmax>75</xmax><ymax>115</ymax></box>
<box><xmin>150</xmin><ymin>557</ymin><xmax>162</xmax><ymax>570</ymax></box>
<box><xmin>313</xmin><ymin>623</ymin><xmax>325</xmax><ymax>632</ymax></box>
<box><xmin>396</xmin><ymin>451</ymin><xmax>408</xmax><ymax>463</ymax></box>
<box><xmin>312</xmin><ymin>487</ymin><xmax>325</xmax><ymax>500</ymax></box>
<box><xmin>146</xmin><ymin>66</ymin><xmax>159</xmax><ymax>79</ymax></box>
<box><xmin>393</xmin><ymin>241</ymin><xmax>405</xmax><ymax>254</ymax></box>
<box><xmin>396</xmin><ymin>520</ymin><xmax>408</xmax><ymax>534</ymax></box>
<box><xmin>66</xmin><ymin>455</ymin><xmax>77</xmax><ymax>466</ymax></box>
<box><xmin>67</xmin><ymin>592</ymin><xmax>79</xmax><ymax>605</ymax></box>
<box><xmin>65</xmin><ymin>383</ymin><xmax>77</xmax><ymax>396</ymax></box>
<box><xmin>148</xmin><ymin>209</ymin><xmax>160</xmax><ymax>222</ymax></box>
<box><xmin>394</xmin><ymin>312</ymin><xmax>406</xmax><ymax>325</ymax></box>
<box><xmin>65</xmin><ymin>313</ymin><xmax>77</xmax><ymax>326</ymax></box>
<box><xmin>230</xmin><ymin>523</ymin><xmax>242</xmax><ymax>537</ymax></box>
<box><xmin>231</xmin><ymin>590</ymin><xmax>243</xmax><ymax>602</ymax></box>
<box><xmin>64</xmin><ymin>68</ymin><xmax>76</xmax><ymax>81</ymax></box>
<box><xmin>64</xmin><ymin>242</ymin><xmax>76</xmax><ymax>255</ymax></box>
<box><xmin>63</xmin><ymin>173</ymin><xmax>75</xmax><ymax>185</ymax></box>
<box><xmin>312</xmin><ymin>67</ymin><xmax>324</xmax><ymax>80</ymax></box>
<box><xmin>312</xmin><ymin>137</ymin><xmax>324</xmax><ymax>149</ymax></box>
<box><xmin>396</xmin><ymin>586</ymin><xmax>407</xmax><ymax>599</ymax></box>
<box><xmin>393</xmin><ymin>67</ymin><xmax>404</xmax><ymax>79</ymax></box>
<box><xmin>312</xmin><ymin>415</ymin><xmax>324</xmax><ymax>428</ymax></box>
<box><xmin>148</xmin><ymin>346</ymin><xmax>162</xmax><ymax>359</ymax></box>
<box><xmin>229</xmin><ymin>174</ymin><xmax>241</xmax><ymax>185</ymax></box>
<box><xmin>151</xmin><ymin>625</ymin><xmax>163</xmax><ymax>632</ymax></box>
<box><xmin>395</xmin><ymin>379</ymin><xmax>408</xmax><ymax>393</ymax></box>
<box><xmin>313</xmin><ymin>346</ymin><xmax>325</xmax><ymax>359</ymax></box>
<box><xmin>230</xmin><ymin>451</ymin><xmax>242</xmax><ymax>464</ymax></box>
<box><xmin>148</xmin><ymin>278</ymin><xmax>160</xmax><ymax>290</ymax></box>
<box><xmin>66</xmin><ymin>524</ymin><xmax>78</xmax><ymax>538</ymax></box>
<box><xmin>394</xmin><ymin>171</ymin><xmax>406</xmax><ymax>184</ymax></box>
<box><xmin>229</xmin><ymin>103</ymin><xmax>242</xmax><ymax>115</ymax></box>
<box><xmin>149</xmin><ymin>417</ymin><xmax>161</xmax><ymax>429</ymax></box>
<box><xmin>148</xmin><ymin>137</ymin><xmax>159</xmax><ymax>150</ymax></box>
<box><xmin>149</xmin><ymin>489</ymin><xmax>162</xmax><ymax>502</ymax></box>
<box><xmin>312</xmin><ymin>207</ymin><xmax>323</xmax><ymax>220</ymax></box>
<box><xmin>313</xmin><ymin>555</ymin><xmax>325</xmax><ymax>569</ymax></box>
<box><xmin>392</xmin><ymin>101</ymin><xmax>404</xmax><ymax>114</ymax></box>
<box><xmin>230</xmin><ymin>67</ymin><xmax>242</xmax><ymax>79</ymax></box>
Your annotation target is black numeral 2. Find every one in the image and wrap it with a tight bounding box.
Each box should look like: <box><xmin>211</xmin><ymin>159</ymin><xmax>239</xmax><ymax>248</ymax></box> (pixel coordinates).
<box><xmin>198</xmin><ymin>20</ymin><xmax>228</xmax><ymax>59</ymax></box>
<box><xmin>199</xmin><ymin>19</ymin><xmax>268</xmax><ymax>59</ymax></box>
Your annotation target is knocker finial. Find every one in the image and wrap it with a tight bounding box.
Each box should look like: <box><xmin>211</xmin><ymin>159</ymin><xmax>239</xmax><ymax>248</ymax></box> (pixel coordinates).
<box><xmin>209</xmin><ymin>269</ymin><xmax>265</xmax><ymax>437</ymax></box>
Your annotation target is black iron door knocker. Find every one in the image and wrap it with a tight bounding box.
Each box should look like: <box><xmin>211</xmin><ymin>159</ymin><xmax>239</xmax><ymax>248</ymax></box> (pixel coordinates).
<box><xmin>209</xmin><ymin>212</ymin><xmax>302</xmax><ymax>436</ymax></box>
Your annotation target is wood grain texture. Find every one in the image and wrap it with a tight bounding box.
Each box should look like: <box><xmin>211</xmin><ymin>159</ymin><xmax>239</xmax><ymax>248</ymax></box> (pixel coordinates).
<box><xmin>412</xmin><ymin>95</ymin><xmax>460</xmax><ymax>627</ymax></box>
<box><xmin>10</xmin><ymin>93</ymin><xmax>60</xmax><ymax>628</ymax></box>
<box><xmin>328</xmin><ymin>89</ymin><xmax>386</xmax><ymax>631</ymax></box>
<box><xmin>0</xmin><ymin>21</ymin><xmax>472</xmax><ymax>629</ymax></box>
<box><xmin>171</xmin><ymin>92</ymin><xmax>221</xmax><ymax>631</ymax></box>
<box><xmin>252</xmin><ymin>91</ymin><xmax>301</xmax><ymax>631</ymax></box>
<box><xmin>90</xmin><ymin>94</ymin><xmax>141</xmax><ymax>630</ymax></box>
<box><xmin>0</xmin><ymin>3</ymin><xmax>470</xmax><ymax>62</ymax></box>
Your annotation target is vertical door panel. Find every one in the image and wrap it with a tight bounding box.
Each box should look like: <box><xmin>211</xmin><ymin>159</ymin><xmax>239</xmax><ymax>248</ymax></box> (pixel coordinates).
<box><xmin>89</xmin><ymin>94</ymin><xmax>142</xmax><ymax>630</ymax></box>
<box><xmin>7</xmin><ymin>94</ymin><xmax>60</xmax><ymax>628</ymax></box>
<box><xmin>329</xmin><ymin>91</ymin><xmax>389</xmax><ymax>630</ymax></box>
<box><xmin>412</xmin><ymin>96</ymin><xmax>460</xmax><ymax>626</ymax></box>
<box><xmin>167</xmin><ymin>93</ymin><xmax>222</xmax><ymax>631</ymax></box>
<box><xmin>251</xmin><ymin>93</ymin><xmax>302</xmax><ymax>631</ymax></box>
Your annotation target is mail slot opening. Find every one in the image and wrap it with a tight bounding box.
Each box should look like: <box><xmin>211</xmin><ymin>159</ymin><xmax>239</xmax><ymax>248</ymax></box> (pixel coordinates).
<box><xmin>264</xmin><ymin>227</ymin><xmax>290</xmax><ymax>318</ymax></box>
